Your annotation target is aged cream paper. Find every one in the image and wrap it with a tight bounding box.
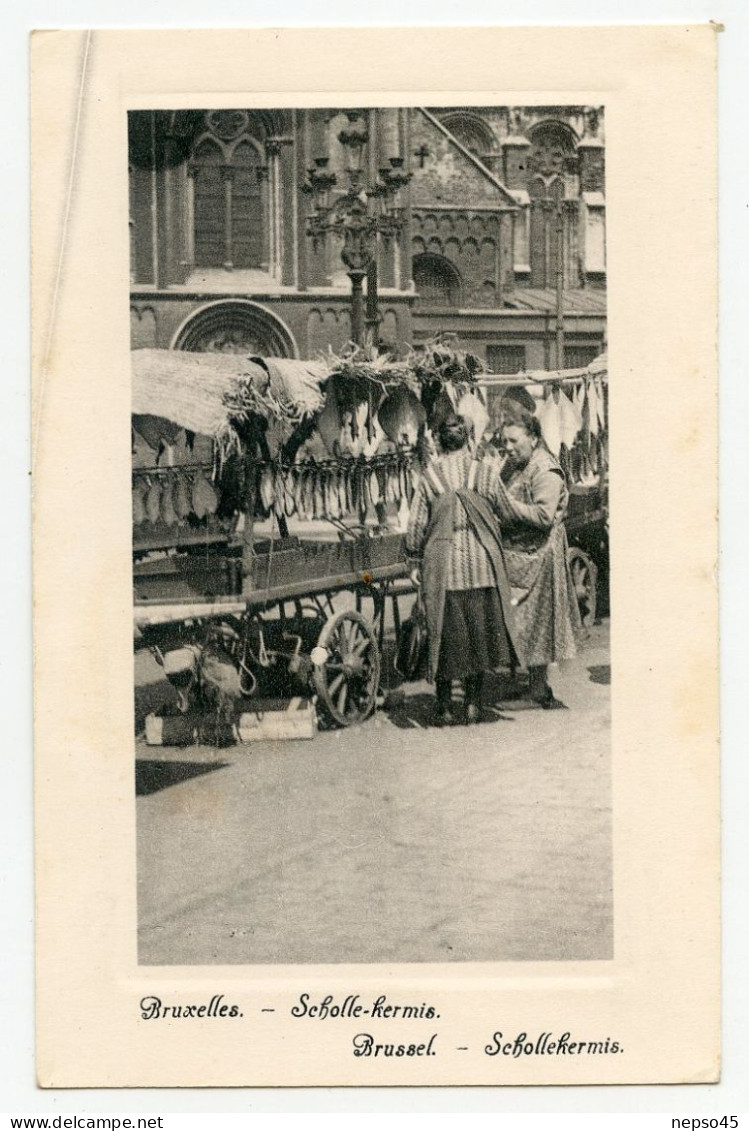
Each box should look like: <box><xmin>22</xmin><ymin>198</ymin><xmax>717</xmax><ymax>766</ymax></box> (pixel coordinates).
<box><xmin>32</xmin><ymin>26</ymin><xmax>718</xmax><ymax>1087</ymax></box>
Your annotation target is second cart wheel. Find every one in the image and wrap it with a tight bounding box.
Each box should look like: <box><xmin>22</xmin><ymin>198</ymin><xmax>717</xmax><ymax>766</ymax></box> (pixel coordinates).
<box><xmin>567</xmin><ymin>546</ymin><xmax>598</xmax><ymax>627</ymax></box>
<box><xmin>312</xmin><ymin>610</ymin><xmax>381</xmax><ymax>727</ymax></box>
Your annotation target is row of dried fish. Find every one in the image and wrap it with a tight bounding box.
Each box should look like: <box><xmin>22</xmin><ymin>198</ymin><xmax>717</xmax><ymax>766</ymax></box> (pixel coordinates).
<box><xmin>256</xmin><ymin>455</ymin><xmax>418</xmax><ymax>523</ymax></box>
<box><xmin>133</xmin><ymin>471</ymin><xmax>219</xmax><ymax>526</ymax></box>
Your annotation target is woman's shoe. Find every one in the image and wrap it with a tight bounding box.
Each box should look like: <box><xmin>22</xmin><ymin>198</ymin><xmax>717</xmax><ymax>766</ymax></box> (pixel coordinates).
<box><xmin>465</xmin><ymin>703</ymin><xmax>481</xmax><ymax>725</ymax></box>
<box><xmin>531</xmin><ymin>688</ymin><xmax>567</xmax><ymax>710</ymax></box>
<box><xmin>435</xmin><ymin>703</ymin><xmax>455</xmax><ymax>726</ymax></box>
<box><xmin>435</xmin><ymin>678</ymin><xmax>454</xmax><ymax>725</ymax></box>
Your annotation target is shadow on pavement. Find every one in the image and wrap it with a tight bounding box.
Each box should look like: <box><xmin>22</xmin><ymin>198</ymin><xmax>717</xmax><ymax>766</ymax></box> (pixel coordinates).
<box><xmin>383</xmin><ymin>690</ymin><xmax>518</xmax><ymax>730</ymax></box>
<box><xmin>587</xmin><ymin>664</ymin><xmax>611</xmax><ymax>685</ymax></box>
<box><xmin>135</xmin><ymin>678</ymin><xmax>177</xmax><ymax>735</ymax></box>
<box><xmin>135</xmin><ymin>759</ymin><xmax>229</xmax><ymax>797</ymax></box>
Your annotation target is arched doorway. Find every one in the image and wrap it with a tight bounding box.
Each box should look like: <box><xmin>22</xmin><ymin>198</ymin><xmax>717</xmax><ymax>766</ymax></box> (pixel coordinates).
<box><xmin>412</xmin><ymin>253</ymin><xmax>463</xmax><ymax>307</ymax></box>
<box><xmin>171</xmin><ymin>300</ymin><xmax>298</xmax><ymax>357</ymax></box>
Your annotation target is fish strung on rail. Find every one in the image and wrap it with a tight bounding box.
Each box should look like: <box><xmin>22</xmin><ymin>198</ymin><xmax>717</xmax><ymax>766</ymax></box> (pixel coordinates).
<box><xmin>324</xmin><ymin>470</ymin><xmax>339</xmax><ymax>519</ymax></box>
<box><xmin>378</xmin><ymin>386</ymin><xmax>426</xmax><ymax>447</ymax></box>
<box><xmin>160</xmin><ymin>477</ymin><xmax>178</xmax><ymax>526</ymax></box>
<box><xmin>174</xmin><ymin>474</ymin><xmax>193</xmax><ymax>520</ymax></box>
<box><xmin>192</xmin><ymin>472</ymin><xmax>218</xmax><ymax>519</ymax></box>
<box><xmin>457</xmin><ymin>388</ymin><xmax>490</xmax><ymax>445</ymax></box>
<box><xmin>358</xmin><ymin>467</ymin><xmax>371</xmax><ymax>525</ymax></box>
<box><xmin>283</xmin><ymin>474</ymin><xmax>296</xmax><ymax>518</ymax></box>
<box><xmin>132</xmin><ymin>480</ymin><xmax>147</xmax><ymax>525</ymax></box>
<box><xmin>145</xmin><ymin>479</ymin><xmax>162</xmax><ymax>524</ymax></box>
<box><xmin>316</xmin><ymin>383</ymin><xmax>345</xmax><ymax>457</ymax></box>
<box><xmin>369</xmin><ymin>468</ymin><xmax>381</xmax><ymax>507</ymax></box>
<box><xmin>292</xmin><ymin>467</ymin><xmax>307</xmax><ymax>514</ymax></box>
<box><xmin>259</xmin><ymin>465</ymin><xmax>276</xmax><ymax>512</ymax></box>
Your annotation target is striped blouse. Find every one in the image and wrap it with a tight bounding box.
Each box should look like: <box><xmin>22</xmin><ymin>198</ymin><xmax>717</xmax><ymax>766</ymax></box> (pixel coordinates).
<box><xmin>406</xmin><ymin>449</ymin><xmax>505</xmax><ymax>592</ymax></box>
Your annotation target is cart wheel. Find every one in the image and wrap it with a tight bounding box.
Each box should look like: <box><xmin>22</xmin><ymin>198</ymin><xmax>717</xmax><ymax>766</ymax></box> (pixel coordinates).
<box><xmin>313</xmin><ymin>610</ymin><xmax>381</xmax><ymax>727</ymax></box>
<box><xmin>567</xmin><ymin>547</ymin><xmax>598</xmax><ymax>627</ymax></box>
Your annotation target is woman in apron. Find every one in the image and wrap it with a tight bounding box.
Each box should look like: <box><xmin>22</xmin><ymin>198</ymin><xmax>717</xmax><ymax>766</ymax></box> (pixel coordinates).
<box><xmin>493</xmin><ymin>402</ymin><xmax>581</xmax><ymax>708</ymax></box>
<box><xmin>406</xmin><ymin>414</ymin><xmax>521</xmax><ymax>724</ymax></box>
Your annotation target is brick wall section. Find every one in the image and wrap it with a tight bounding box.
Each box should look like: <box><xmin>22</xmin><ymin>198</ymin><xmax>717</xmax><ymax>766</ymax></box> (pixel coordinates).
<box><xmin>410</xmin><ymin>111</ymin><xmax>510</xmax><ymax>208</ymax></box>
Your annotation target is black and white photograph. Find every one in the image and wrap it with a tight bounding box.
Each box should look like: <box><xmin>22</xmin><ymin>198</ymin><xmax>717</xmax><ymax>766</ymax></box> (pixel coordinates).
<box><xmin>30</xmin><ymin>22</ymin><xmax>721</xmax><ymax>1092</ymax></box>
<box><xmin>130</xmin><ymin>103</ymin><xmax>611</xmax><ymax>967</ymax></box>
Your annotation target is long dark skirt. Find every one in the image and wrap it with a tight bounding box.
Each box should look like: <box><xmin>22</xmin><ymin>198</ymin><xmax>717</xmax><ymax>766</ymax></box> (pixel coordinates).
<box><xmin>436</xmin><ymin>587</ymin><xmax>514</xmax><ymax>681</ymax></box>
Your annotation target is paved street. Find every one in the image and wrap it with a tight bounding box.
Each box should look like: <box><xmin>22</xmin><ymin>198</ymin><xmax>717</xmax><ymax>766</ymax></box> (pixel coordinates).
<box><xmin>135</xmin><ymin>620</ymin><xmax>611</xmax><ymax>966</ymax></box>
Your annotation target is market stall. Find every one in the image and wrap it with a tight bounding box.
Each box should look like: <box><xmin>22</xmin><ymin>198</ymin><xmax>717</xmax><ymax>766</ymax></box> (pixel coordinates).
<box><xmin>132</xmin><ymin>340</ymin><xmax>489</xmax><ymax>730</ymax></box>
<box><xmin>132</xmin><ymin>341</ymin><xmax>608</xmax><ymax>734</ymax></box>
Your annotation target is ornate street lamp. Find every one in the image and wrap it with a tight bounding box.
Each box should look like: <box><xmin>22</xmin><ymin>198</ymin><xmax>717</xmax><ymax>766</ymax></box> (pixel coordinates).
<box><xmin>301</xmin><ymin>112</ymin><xmax>411</xmax><ymax>347</ymax></box>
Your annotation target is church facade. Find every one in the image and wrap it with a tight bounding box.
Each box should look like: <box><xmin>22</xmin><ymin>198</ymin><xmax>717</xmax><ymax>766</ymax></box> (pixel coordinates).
<box><xmin>129</xmin><ymin>105</ymin><xmax>606</xmax><ymax>372</ymax></box>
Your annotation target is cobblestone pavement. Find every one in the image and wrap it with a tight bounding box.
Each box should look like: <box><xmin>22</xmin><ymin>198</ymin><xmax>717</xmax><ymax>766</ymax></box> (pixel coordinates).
<box><xmin>135</xmin><ymin>622</ymin><xmax>611</xmax><ymax>966</ymax></box>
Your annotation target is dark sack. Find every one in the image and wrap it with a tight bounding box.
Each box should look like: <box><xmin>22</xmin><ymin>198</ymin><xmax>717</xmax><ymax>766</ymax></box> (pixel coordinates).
<box><xmin>395</xmin><ymin>591</ymin><xmax>429</xmax><ymax>681</ymax></box>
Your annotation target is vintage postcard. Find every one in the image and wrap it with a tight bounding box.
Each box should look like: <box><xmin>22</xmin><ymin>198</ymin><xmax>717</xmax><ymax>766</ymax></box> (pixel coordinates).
<box><xmin>32</xmin><ymin>26</ymin><xmax>719</xmax><ymax>1087</ymax></box>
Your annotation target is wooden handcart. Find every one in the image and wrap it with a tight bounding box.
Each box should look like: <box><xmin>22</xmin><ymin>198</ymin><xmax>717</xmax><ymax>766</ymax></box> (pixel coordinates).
<box><xmin>132</xmin><ymin>342</ymin><xmax>609</xmax><ymax>735</ymax></box>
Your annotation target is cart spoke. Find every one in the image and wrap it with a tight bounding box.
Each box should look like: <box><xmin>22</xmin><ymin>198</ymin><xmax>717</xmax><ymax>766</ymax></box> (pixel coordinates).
<box><xmin>328</xmin><ymin>672</ymin><xmax>345</xmax><ymax>695</ymax></box>
<box><xmin>314</xmin><ymin>609</ymin><xmax>380</xmax><ymax>727</ymax></box>
<box><xmin>352</xmin><ymin>635</ymin><xmax>371</xmax><ymax>658</ymax></box>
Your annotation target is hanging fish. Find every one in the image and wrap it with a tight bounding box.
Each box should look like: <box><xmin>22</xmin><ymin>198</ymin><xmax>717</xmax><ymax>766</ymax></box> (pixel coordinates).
<box><xmin>344</xmin><ymin>465</ymin><xmax>354</xmax><ymax>514</ymax></box>
<box><xmin>293</xmin><ymin>467</ymin><xmax>306</xmax><ymax>514</ymax></box>
<box><xmin>425</xmin><ymin>387</ymin><xmax>455</xmax><ymax>435</ymax></box>
<box><xmin>537</xmin><ymin>386</ymin><xmax>582</xmax><ymax>458</ymax></box>
<box><xmin>457</xmin><ymin>388</ymin><xmax>490</xmax><ymax>446</ymax></box>
<box><xmin>283</xmin><ymin>474</ymin><xmax>296</xmax><ymax>518</ymax></box>
<box><xmin>375</xmin><ymin>465</ymin><xmax>388</xmax><ymax>506</ymax></box>
<box><xmin>160</xmin><ymin>477</ymin><xmax>178</xmax><ymax>526</ymax></box>
<box><xmin>132</xmin><ymin>480</ymin><xmax>147</xmax><ymax>525</ymax></box>
<box><xmin>337</xmin><ymin>469</ymin><xmax>348</xmax><ymax>516</ymax></box>
<box><xmin>192</xmin><ymin>473</ymin><xmax>217</xmax><ymax>519</ymax></box>
<box><xmin>378</xmin><ymin>386</ymin><xmax>427</xmax><ymax>447</ymax></box>
<box><xmin>369</xmin><ymin>469</ymin><xmax>381</xmax><ymax>507</ymax></box>
<box><xmin>360</xmin><ymin>410</ymin><xmax>386</xmax><ymax>460</ymax></box>
<box><xmin>317</xmin><ymin>382</ymin><xmax>345</xmax><ymax>456</ymax></box>
<box><xmin>398</xmin><ymin>460</ymin><xmax>409</xmax><ymax>502</ymax></box>
<box><xmin>388</xmin><ymin>465</ymin><xmax>398</xmax><ymax>507</ymax></box>
<box><xmin>596</xmin><ymin>377</ymin><xmax>606</xmax><ymax>431</ymax></box>
<box><xmin>174</xmin><ymin>473</ymin><xmax>192</xmax><ymax>521</ymax></box>
<box><xmin>325</xmin><ymin>470</ymin><xmax>338</xmax><ymax>519</ymax></box>
<box><xmin>312</xmin><ymin>470</ymin><xmax>324</xmax><ymax>521</ymax></box>
<box><xmin>145</xmin><ymin>479</ymin><xmax>162</xmax><ymax>524</ymax></box>
<box><xmin>259</xmin><ymin>466</ymin><xmax>275</xmax><ymax>512</ymax></box>
<box><xmin>132</xmin><ymin>414</ymin><xmax>181</xmax><ymax>451</ymax></box>
<box><xmin>396</xmin><ymin>495</ymin><xmax>411</xmax><ymax>532</ymax></box>
<box><xmin>302</xmin><ymin>468</ymin><xmax>316</xmax><ymax>520</ymax></box>
<box><xmin>358</xmin><ymin>468</ymin><xmax>370</xmax><ymax>524</ymax></box>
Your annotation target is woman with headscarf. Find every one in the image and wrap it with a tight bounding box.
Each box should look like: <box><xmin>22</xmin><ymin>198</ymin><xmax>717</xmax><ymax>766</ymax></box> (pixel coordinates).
<box><xmin>406</xmin><ymin>413</ymin><xmax>521</xmax><ymax>724</ymax></box>
<box><xmin>493</xmin><ymin>402</ymin><xmax>581</xmax><ymax>708</ymax></box>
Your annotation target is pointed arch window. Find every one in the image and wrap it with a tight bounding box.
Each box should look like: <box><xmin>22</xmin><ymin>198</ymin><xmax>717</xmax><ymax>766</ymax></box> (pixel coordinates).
<box><xmin>439</xmin><ymin>112</ymin><xmax>497</xmax><ymax>163</ymax></box>
<box><xmin>191</xmin><ymin>133</ymin><xmax>265</xmax><ymax>270</ymax></box>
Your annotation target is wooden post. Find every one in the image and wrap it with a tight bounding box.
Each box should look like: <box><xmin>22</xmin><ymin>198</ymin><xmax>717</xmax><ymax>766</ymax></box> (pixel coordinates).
<box><xmin>241</xmin><ymin>447</ymin><xmax>258</xmax><ymax>596</ymax></box>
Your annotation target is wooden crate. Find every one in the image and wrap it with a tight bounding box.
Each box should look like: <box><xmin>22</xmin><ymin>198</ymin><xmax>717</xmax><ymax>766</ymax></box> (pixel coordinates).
<box><xmin>237</xmin><ymin>698</ymin><xmax>317</xmax><ymax>742</ymax></box>
<box><xmin>143</xmin><ymin>700</ymin><xmax>317</xmax><ymax>746</ymax></box>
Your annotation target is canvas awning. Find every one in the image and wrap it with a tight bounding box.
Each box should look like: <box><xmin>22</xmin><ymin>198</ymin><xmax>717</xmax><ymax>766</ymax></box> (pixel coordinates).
<box><xmin>131</xmin><ymin>349</ymin><xmax>328</xmax><ymax>441</ymax></box>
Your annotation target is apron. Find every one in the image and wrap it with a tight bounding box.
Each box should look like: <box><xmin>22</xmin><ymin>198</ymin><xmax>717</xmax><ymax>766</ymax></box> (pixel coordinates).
<box><xmin>420</xmin><ymin>458</ymin><xmax>523</xmax><ymax>680</ymax></box>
